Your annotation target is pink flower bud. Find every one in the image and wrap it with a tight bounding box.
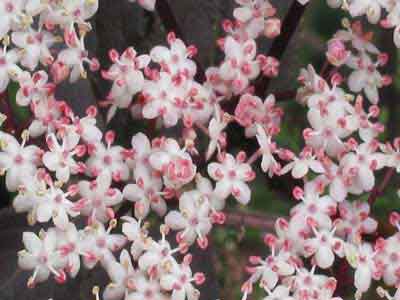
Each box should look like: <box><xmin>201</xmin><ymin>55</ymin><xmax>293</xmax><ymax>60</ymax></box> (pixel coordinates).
<box><xmin>105</xmin><ymin>130</ymin><xmax>116</xmax><ymax>145</ymax></box>
<box><xmin>194</xmin><ymin>273</ymin><xmax>206</xmax><ymax>285</ymax></box>
<box><xmin>108</xmin><ymin>49</ymin><xmax>120</xmax><ymax>62</ymax></box>
<box><xmin>292</xmin><ymin>186</ymin><xmax>304</xmax><ymax>200</ymax></box>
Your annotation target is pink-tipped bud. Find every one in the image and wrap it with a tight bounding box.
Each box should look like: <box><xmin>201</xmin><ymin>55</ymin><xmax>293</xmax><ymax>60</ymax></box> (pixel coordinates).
<box><xmin>263</xmin><ymin>233</ymin><xmax>277</xmax><ymax>248</ymax></box>
<box><xmin>331</xmin><ymin>72</ymin><xmax>343</xmax><ymax>86</ymax></box>
<box><xmin>105</xmin><ymin>130</ymin><xmax>116</xmax><ymax>145</ymax></box>
<box><xmin>167</xmin><ymin>32</ymin><xmax>177</xmax><ymax>44</ymax></box>
<box><xmin>108</xmin><ymin>49</ymin><xmax>119</xmax><ymax>62</ymax></box>
<box><xmin>194</xmin><ymin>272</ymin><xmax>206</xmax><ymax>285</ymax></box>
<box><xmin>236</xmin><ymin>151</ymin><xmax>247</xmax><ymax>163</ymax></box>
<box><xmin>187</xmin><ymin>45</ymin><xmax>198</xmax><ymax>58</ymax></box>
<box><xmin>222</xmin><ymin>19</ymin><xmax>233</xmax><ymax>32</ymax></box>
<box><xmin>54</xmin><ymin>270</ymin><xmax>67</xmax><ymax>284</ymax></box>
<box><xmin>90</xmin><ymin>58</ymin><xmax>100</xmax><ymax>71</ymax></box>
<box><xmin>292</xmin><ymin>186</ymin><xmax>304</xmax><ymax>200</ymax></box>
<box><xmin>197</xmin><ymin>237</ymin><xmax>209</xmax><ymax>249</ymax></box>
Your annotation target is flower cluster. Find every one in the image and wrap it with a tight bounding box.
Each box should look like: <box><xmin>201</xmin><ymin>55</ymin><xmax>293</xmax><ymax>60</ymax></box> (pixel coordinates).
<box><xmin>1</xmin><ymin>0</ymin><xmax>400</xmax><ymax>300</ymax></box>
<box><xmin>298</xmin><ymin>0</ymin><xmax>400</xmax><ymax>49</ymax></box>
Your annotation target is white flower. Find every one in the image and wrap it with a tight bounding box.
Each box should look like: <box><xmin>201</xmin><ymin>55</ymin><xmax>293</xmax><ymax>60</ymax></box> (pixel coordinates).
<box><xmin>334</xmin><ymin>200</ymin><xmax>377</xmax><ymax>242</ymax></box>
<box><xmin>347</xmin><ymin>96</ymin><xmax>382</xmax><ymax>142</ymax></box>
<box><xmin>36</xmin><ymin>184</ymin><xmax>79</xmax><ymax>229</ymax></box>
<box><xmin>256</xmin><ymin>125</ymin><xmax>278</xmax><ymax>176</ymax></box>
<box><xmin>304</xmin><ymin>225</ymin><xmax>344</xmax><ymax>269</ymax></box>
<box><xmin>160</xmin><ymin>257</ymin><xmax>202</xmax><ymax>300</ymax></box>
<box><xmin>0</xmin><ymin>0</ymin><xmax>25</xmax><ymax>39</ymax></box>
<box><xmin>280</xmin><ymin>147</ymin><xmax>325</xmax><ymax>179</ymax></box>
<box><xmin>121</xmin><ymin>216</ymin><xmax>149</xmax><ymax>260</ymax></box>
<box><xmin>246</xmin><ymin>249</ymin><xmax>295</xmax><ymax>291</ymax></box>
<box><xmin>345</xmin><ymin>242</ymin><xmax>379</xmax><ymax>294</ymax></box>
<box><xmin>0</xmin><ymin>132</ymin><xmax>41</xmax><ymax>191</ymax></box>
<box><xmin>138</xmin><ymin>238</ymin><xmax>175</xmax><ymax>274</ymax></box>
<box><xmin>233</xmin><ymin>0</ymin><xmax>276</xmax><ymax>39</ymax></box>
<box><xmin>12</xmin><ymin>171</ymin><xmax>48</xmax><ymax>221</ymax></box>
<box><xmin>12</xmin><ymin>27</ymin><xmax>56</xmax><ymax>70</ymax></box>
<box><xmin>149</xmin><ymin>138</ymin><xmax>196</xmax><ymax>189</ymax></box>
<box><xmin>195</xmin><ymin>174</ymin><xmax>226</xmax><ymax>211</ymax></box>
<box><xmin>80</xmin><ymin>222</ymin><xmax>126</xmax><ymax>269</ymax></box>
<box><xmin>78</xmin><ymin>171</ymin><xmax>123</xmax><ymax>223</ymax></box>
<box><xmin>16</xmin><ymin>70</ymin><xmax>54</xmax><ymax>107</ymax></box>
<box><xmin>348</xmin><ymin>0</ymin><xmax>383</xmax><ymax>24</ymax></box>
<box><xmin>375</xmin><ymin>233</ymin><xmax>400</xmax><ymax>286</ymax></box>
<box><xmin>125</xmin><ymin>276</ymin><xmax>163</xmax><ymax>300</ymax></box>
<box><xmin>55</xmin><ymin>223</ymin><xmax>82</xmax><ymax>278</ymax></box>
<box><xmin>142</xmin><ymin>72</ymin><xmax>187</xmax><ymax>128</ymax></box>
<box><xmin>102</xmin><ymin>47</ymin><xmax>150</xmax><ymax>122</ymax></box>
<box><xmin>28</xmin><ymin>97</ymin><xmax>62</xmax><ymax>137</ymax></box>
<box><xmin>86</xmin><ymin>141</ymin><xmax>129</xmax><ymax>182</ymax></box>
<box><xmin>18</xmin><ymin>230</ymin><xmax>65</xmax><ymax>287</ymax></box>
<box><xmin>347</xmin><ymin>52</ymin><xmax>385</xmax><ymax>104</ymax></box>
<box><xmin>0</xmin><ymin>47</ymin><xmax>21</xmax><ymax>92</ymax></box>
<box><xmin>235</xmin><ymin>93</ymin><xmax>282</xmax><ymax>137</ymax></box>
<box><xmin>42</xmin><ymin>134</ymin><xmax>83</xmax><ymax>183</ymax></box>
<box><xmin>340</xmin><ymin>141</ymin><xmax>386</xmax><ymax>193</ymax></box>
<box><xmin>219</xmin><ymin>37</ymin><xmax>260</xmax><ymax>95</ymax></box>
<box><xmin>207</xmin><ymin>153</ymin><xmax>255</xmax><ymax>205</ymax></box>
<box><xmin>127</xmin><ymin>132</ymin><xmax>152</xmax><ymax>172</ymax></box>
<box><xmin>103</xmin><ymin>249</ymin><xmax>140</xmax><ymax>300</ymax></box>
<box><xmin>44</xmin><ymin>0</ymin><xmax>98</xmax><ymax>28</ymax></box>
<box><xmin>123</xmin><ymin>170</ymin><xmax>166</xmax><ymax>219</ymax></box>
<box><xmin>62</xmin><ymin>108</ymin><xmax>103</xmax><ymax>149</ymax></box>
<box><xmin>165</xmin><ymin>190</ymin><xmax>212</xmax><ymax>247</ymax></box>
<box><xmin>290</xmin><ymin>268</ymin><xmax>338</xmax><ymax>300</ymax></box>
<box><xmin>290</xmin><ymin>185</ymin><xmax>337</xmax><ymax>230</ymax></box>
<box><xmin>55</xmin><ymin>30</ymin><xmax>98</xmax><ymax>83</ymax></box>
<box><xmin>381</xmin><ymin>138</ymin><xmax>400</xmax><ymax>172</ymax></box>
<box><xmin>150</xmin><ymin>35</ymin><xmax>197</xmax><ymax>79</ymax></box>
<box><xmin>206</xmin><ymin>105</ymin><xmax>228</xmax><ymax>160</ymax></box>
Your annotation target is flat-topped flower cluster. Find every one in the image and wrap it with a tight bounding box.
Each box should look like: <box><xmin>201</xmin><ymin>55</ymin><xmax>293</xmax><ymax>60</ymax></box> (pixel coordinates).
<box><xmin>0</xmin><ymin>1</ymin><xmax>400</xmax><ymax>300</ymax></box>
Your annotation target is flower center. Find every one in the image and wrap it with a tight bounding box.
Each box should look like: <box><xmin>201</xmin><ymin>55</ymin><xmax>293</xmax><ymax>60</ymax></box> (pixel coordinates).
<box><xmin>103</xmin><ymin>155</ymin><xmax>112</xmax><ymax>165</ymax></box>
<box><xmin>189</xmin><ymin>217</ymin><xmax>199</xmax><ymax>226</ymax></box>
<box><xmin>14</xmin><ymin>154</ymin><xmax>24</xmax><ymax>164</ymax></box>
<box><xmin>55</xmin><ymin>194</ymin><xmax>63</xmax><ymax>203</ymax></box>
<box><xmin>228</xmin><ymin>170</ymin><xmax>236</xmax><ymax>179</ymax></box>
<box><xmin>5</xmin><ymin>2</ymin><xmax>14</xmax><ymax>13</ymax></box>
<box><xmin>93</xmin><ymin>198</ymin><xmax>102</xmax><ymax>208</ymax></box>
<box><xmin>96</xmin><ymin>238</ymin><xmax>106</xmax><ymax>248</ymax></box>
<box><xmin>144</xmin><ymin>289</ymin><xmax>153</xmax><ymax>299</ymax></box>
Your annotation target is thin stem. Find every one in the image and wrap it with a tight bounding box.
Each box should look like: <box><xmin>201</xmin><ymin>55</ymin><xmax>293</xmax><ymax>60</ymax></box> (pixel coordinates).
<box><xmin>274</xmin><ymin>89</ymin><xmax>297</xmax><ymax>101</ymax></box>
<box><xmin>222</xmin><ymin>210</ymin><xmax>277</xmax><ymax>231</ymax></box>
<box><xmin>247</xmin><ymin>149</ymin><xmax>262</xmax><ymax>165</ymax></box>
<box><xmin>255</xmin><ymin>1</ymin><xmax>309</xmax><ymax>97</ymax></box>
<box><xmin>368</xmin><ymin>168</ymin><xmax>396</xmax><ymax>205</ymax></box>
